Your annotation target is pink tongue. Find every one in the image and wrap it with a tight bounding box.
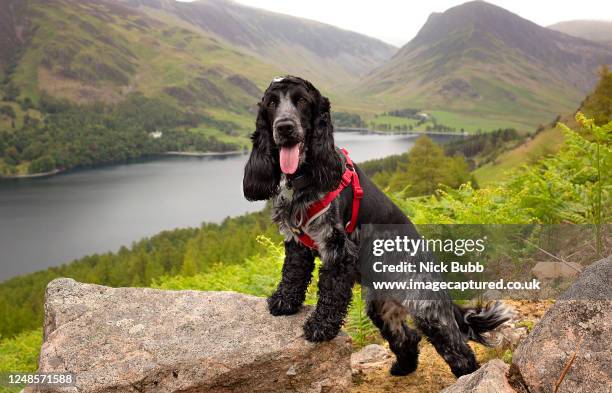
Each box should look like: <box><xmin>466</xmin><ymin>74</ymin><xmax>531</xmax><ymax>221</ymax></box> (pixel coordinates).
<box><xmin>279</xmin><ymin>144</ymin><xmax>300</xmax><ymax>174</ymax></box>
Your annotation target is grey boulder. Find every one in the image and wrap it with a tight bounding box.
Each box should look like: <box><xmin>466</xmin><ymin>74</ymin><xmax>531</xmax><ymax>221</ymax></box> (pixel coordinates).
<box><xmin>31</xmin><ymin>278</ymin><xmax>352</xmax><ymax>393</ymax></box>
<box><xmin>441</xmin><ymin>359</ymin><xmax>516</xmax><ymax>393</ymax></box>
<box><xmin>511</xmin><ymin>256</ymin><xmax>611</xmax><ymax>393</ymax></box>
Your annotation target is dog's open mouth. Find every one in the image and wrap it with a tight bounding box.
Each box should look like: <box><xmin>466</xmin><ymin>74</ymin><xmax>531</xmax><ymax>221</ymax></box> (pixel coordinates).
<box><xmin>279</xmin><ymin>143</ymin><xmax>301</xmax><ymax>175</ymax></box>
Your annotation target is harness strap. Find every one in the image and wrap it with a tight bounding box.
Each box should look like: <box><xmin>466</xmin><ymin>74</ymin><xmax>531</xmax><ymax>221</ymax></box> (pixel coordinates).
<box><xmin>296</xmin><ymin>148</ymin><xmax>363</xmax><ymax>249</ymax></box>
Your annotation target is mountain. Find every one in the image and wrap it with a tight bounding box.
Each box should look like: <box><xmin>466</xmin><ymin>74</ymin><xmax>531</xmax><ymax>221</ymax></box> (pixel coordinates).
<box><xmin>360</xmin><ymin>1</ymin><xmax>612</xmax><ymax>129</ymax></box>
<box><xmin>2</xmin><ymin>0</ymin><xmax>394</xmax><ymax>129</ymax></box>
<box><xmin>548</xmin><ymin>20</ymin><xmax>612</xmax><ymax>43</ymax></box>
<box><xmin>122</xmin><ymin>0</ymin><xmax>396</xmax><ymax>87</ymax></box>
<box><xmin>3</xmin><ymin>0</ymin><xmax>275</xmax><ymax>123</ymax></box>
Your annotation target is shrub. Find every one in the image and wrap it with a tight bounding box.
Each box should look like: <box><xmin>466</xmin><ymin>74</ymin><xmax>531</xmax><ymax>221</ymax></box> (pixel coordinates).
<box><xmin>29</xmin><ymin>156</ymin><xmax>56</xmax><ymax>174</ymax></box>
<box><xmin>0</xmin><ymin>105</ymin><xmax>16</xmax><ymax>119</ymax></box>
<box><xmin>0</xmin><ymin>329</ymin><xmax>41</xmax><ymax>372</ymax></box>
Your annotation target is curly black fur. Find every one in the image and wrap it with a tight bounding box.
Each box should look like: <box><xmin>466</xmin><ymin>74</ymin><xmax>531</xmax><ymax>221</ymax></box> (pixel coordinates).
<box><xmin>367</xmin><ymin>300</ymin><xmax>421</xmax><ymax>376</ymax></box>
<box><xmin>243</xmin><ymin>75</ymin><xmax>513</xmax><ymax>379</ymax></box>
<box><xmin>243</xmin><ymin>107</ymin><xmax>281</xmax><ymax>201</ymax></box>
<box><xmin>267</xmin><ymin>240</ymin><xmax>315</xmax><ymax>316</ymax></box>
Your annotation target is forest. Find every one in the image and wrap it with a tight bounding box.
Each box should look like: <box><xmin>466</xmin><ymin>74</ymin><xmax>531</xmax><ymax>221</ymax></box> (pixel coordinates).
<box><xmin>0</xmin><ymin>93</ymin><xmax>240</xmax><ymax>176</ymax></box>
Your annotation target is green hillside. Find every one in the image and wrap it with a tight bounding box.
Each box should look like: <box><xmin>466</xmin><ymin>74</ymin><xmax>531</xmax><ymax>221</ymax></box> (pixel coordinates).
<box><xmin>2</xmin><ymin>0</ymin><xmax>396</xmax><ymax>123</ymax></box>
<box><xmin>128</xmin><ymin>0</ymin><xmax>396</xmax><ymax>90</ymax></box>
<box><xmin>0</xmin><ymin>0</ymin><xmax>274</xmax><ymax>178</ymax></box>
<box><xmin>473</xmin><ymin>126</ymin><xmax>564</xmax><ymax>185</ymax></box>
<box><xmin>475</xmin><ymin>67</ymin><xmax>612</xmax><ymax>184</ymax></box>
<box><xmin>6</xmin><ymin>0</ymin><xmax>279</xmax><ymax>127</ymax></box>
<box><xmin>360</xmin><ymin>1</ymin><xmax>612</xmax><ymax>132</ymax></box>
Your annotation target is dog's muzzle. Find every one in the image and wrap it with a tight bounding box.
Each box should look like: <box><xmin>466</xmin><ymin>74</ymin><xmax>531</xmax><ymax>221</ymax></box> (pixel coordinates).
<box><xmin>273</xmin><ymin>118</ymin><xmax>302</xmax><ymax>146</ymax></box>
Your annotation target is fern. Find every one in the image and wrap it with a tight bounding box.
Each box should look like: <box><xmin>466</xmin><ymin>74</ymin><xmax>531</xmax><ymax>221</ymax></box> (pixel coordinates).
<box><xmin>345</xmin><ymin>286</ymin><xmax>378</xmax><ymax>348</ymax></box>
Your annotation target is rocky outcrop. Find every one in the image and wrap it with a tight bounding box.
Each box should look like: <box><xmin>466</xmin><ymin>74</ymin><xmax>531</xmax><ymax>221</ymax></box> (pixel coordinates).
<box><xmin>511</xmin><ymin>256</ymin><xmax>611</xmax><ymax>393</ymax></box>
<box><xmin>31</xmin><ymin>278</ymin><xmax>352</xmax><ymax>393</ymax></box>
<box><xmin>441</xmin><ymin>359</ymin><xmax>516</xmax><ymax>393</ymax></box>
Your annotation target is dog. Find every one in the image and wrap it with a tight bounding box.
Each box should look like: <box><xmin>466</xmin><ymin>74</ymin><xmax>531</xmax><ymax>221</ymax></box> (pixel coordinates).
<box><xmin>242</xmin><ymin>76</ymin><xmax>512</xmax><ymax>377</ymax></box>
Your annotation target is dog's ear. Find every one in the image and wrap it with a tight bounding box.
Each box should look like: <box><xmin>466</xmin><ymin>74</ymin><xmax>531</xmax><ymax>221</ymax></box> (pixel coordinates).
<box><xmin>308</xmin><ymin>95</ymin><xmax>343</xmax><ymax>193</ymax></box>
<box><xmin>243</xmin><ymin>103</ymin><xmax>280</xmax><ymax>201</ymax></box>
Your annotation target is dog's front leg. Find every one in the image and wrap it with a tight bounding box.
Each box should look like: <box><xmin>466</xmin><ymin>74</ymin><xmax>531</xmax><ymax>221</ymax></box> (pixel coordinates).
<box><xmin>268</xmin><ymin>240</ymin><xmax>315</xmax><ymax>316</ymax></box>
<box><xmin>303</xmin><ymin>227</ymin><xmax>357</xmax><ymax>342</ymax></box>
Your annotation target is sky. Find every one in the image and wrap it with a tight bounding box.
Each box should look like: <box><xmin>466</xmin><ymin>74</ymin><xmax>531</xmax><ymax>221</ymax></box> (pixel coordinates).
<box><xmin>216</xmin><ymin>0</ymin><xmax>612</xmax><ymax>46</ymax></box>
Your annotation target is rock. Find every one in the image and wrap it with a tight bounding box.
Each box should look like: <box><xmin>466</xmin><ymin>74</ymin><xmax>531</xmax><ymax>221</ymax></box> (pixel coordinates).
<box><xmin>531</xmin><ymin>261</ymin><xmax>582</xmax><ymax>280</ymax></box>
<box><xmin>489</xmin><ymin>324</ymin><xmax>528</xmax><ymax>348</ymax></box>
<box><xmin>441</xmin><ymin>359</ymin><xmax>516</xmax><ymax>393</ymax></box>
<box><xmin>31</xmin><ymin>278</ymin><xmax>352</xmax><ymax>393</ymax></box>
<box><xmin>559</xmin><ymin>256</ymin><xmax>611</xmax><ymax>300</ymax></box>
<box><xmin>512</xmin><ymin>256</ymin><xmax>612</xmax><ymax>393</ymax></box>
<box><xmin>350</xmin><ymin>344</ymin><xmax>390</xmax><ymax>374</ymax></box>
<box><xmin>351</xmin><ymin>344</ymin><xmax>389</xmax><ymax>365</ymax></box>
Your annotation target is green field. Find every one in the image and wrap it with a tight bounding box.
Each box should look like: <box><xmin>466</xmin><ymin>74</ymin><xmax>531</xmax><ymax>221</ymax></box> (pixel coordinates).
<box><xmin>429</xmin><ymin>110</ymin><xmax>535</xmax><ymax>133</ymax></box>
<box><xmin>367</xmin><ymin>111</ymin><xmax>531</xmax><ymax>134</ymax></box>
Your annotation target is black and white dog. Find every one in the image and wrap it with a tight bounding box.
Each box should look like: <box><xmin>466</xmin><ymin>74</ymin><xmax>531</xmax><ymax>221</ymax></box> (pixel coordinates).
<box><xmin>242</xmin><ymin>76</ymin><xmax>511</xmax><ymax>377</ymax></box>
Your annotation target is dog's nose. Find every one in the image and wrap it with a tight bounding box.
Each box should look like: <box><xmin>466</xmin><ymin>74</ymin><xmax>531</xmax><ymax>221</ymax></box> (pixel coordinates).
<box><xmin>275</xmin><ymin>120</ymin><xmax>295</xmax><ymax>135</ymax></box>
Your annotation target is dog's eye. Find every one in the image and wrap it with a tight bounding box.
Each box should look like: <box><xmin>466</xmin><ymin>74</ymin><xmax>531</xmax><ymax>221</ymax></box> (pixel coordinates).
<box><xmin>297</xmin><ymin>97</ymin><xmax>307</xmax><ymax>106</ymax></box>
<box><xmin>267</xmin><ymin>100</ymin><xmax>277</xmax><ymax>109</ymax></box>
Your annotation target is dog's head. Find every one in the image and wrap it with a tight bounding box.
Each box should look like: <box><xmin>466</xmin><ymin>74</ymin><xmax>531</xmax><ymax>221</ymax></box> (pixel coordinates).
<box><xmin>243</xmin><ymin>76</ymin><xmax>343</xmax><ymax>201</ymax></box>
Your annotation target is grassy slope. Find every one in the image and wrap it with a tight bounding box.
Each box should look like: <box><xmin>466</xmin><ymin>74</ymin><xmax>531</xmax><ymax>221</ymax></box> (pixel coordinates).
<box><xmin>9</xmin><ymin>0</ymin><xmax>280</xmax><ymax>136</ymax></box>
<box><xmin>473</xmin><ymin>126</ymin><xmax>564</xmax><ymax>185</ymax></box>
<box><xmin>360</xmin><ymin>54</ymin><xmax>579</xmax><ymax>133</ymax></box>
<box><xmin>357</xmin><ymin>2</ymin><xmax>605</xmax><ymax>134</ymax></box>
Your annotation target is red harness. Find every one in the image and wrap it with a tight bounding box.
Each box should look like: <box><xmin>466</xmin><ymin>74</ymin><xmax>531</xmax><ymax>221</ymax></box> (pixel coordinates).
<box><xmin>293</xmin><ymin>148</ymin><xmax>363</xmax><ymax>249</ymax></box>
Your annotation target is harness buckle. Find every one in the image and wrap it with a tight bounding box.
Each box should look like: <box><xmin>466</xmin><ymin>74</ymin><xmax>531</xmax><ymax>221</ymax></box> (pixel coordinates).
<box><xmin>354</xmin><ymin>186</ymin><xmax>364</xmax><ymax>199</ymax></box>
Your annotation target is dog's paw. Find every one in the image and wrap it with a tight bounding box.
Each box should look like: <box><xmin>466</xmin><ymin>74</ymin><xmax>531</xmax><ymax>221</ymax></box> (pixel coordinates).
<box><xmin>450</xmin><ymin>361</ymin><xmax>479</xmax><ymax>378</ymax></box>
<box><xmin>267</xmin><ymin>292</ymin><xmax>300</xmax><ymax>316</ymax></box>
<box><xmin>389</xmin><ymin>360</ymin><xmax>417</xmax><ymax>376</ymax></box>
<box><xmin>303</xmin><ymin>316</ymin><xmax>340</xmax><ymax>342</ymax></box>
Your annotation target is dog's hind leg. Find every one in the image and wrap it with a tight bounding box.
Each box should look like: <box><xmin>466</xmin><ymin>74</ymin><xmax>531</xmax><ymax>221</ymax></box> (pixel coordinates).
<box><xmin>267</xmin><ymin>240</ymin><xmax>315</xmax><ymax>316</ymax></box>
<box><xmin>412</xmin><ymin>301</ymin><xmax>479</xmax><ymax>377</ymax></box>
<box><xmin>366</xmin><ymin>299</ymin><xmax>421</xmax><ymax>376</ymax></box>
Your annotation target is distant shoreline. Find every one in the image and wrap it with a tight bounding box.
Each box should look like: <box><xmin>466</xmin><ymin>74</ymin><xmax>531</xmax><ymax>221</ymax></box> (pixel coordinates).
<box><xmin>335</xmin><ymin>127</ymin><xmax>469</xmax><ymax>136</ymax></box>
<box><xmin>0</xmin><ymin>168</ymin><xmax>64</xmax><ymax>180</ymax></box>
<box><xmin>162</xmin><ymin>150</ymin><xmax>246</xmax><ymax>157</ymax></box>
<box><xmin>0</xmin><ymin>150</ymin><xmax>248</xmax><ymax>180</ymax></box>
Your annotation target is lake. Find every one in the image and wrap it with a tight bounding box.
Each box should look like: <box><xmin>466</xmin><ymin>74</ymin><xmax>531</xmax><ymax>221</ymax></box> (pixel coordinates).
<box><xmin>0</xmin><ymin>132</ymin><xmax>459</xmax><ymax>281</ymax></box>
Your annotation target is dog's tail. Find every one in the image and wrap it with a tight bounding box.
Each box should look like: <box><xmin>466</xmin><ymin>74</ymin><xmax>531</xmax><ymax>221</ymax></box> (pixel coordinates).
<box><xmin>453</xmin><ymin>301</ymin><xmax>514</xmax><ymax>345</ymax></box>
